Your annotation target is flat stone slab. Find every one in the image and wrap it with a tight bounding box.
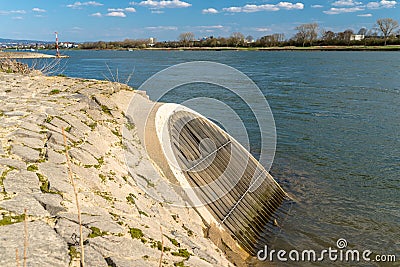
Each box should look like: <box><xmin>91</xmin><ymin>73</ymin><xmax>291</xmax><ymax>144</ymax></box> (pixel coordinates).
<box><xmin>69</xmin><ymin>148</ymin><xmax>98</xmax><ymax>166</ymax></box>
<box><xmin>0</xmin><ymin>221</ymin><xmax>69</xmax><ymax>267</ymax></box>
<box><xmin>3</xmin><ymin>170</ymin><xmax>41</xmax><ymax>194</ymax></box>
<box><xmin>33</xmin><ymin>193</ymin><xmax>66</xmax><ymax>216</ymax></box>
<box><xmin>0</xmin><ymin>194</ymin><xmax>50</xmax><ymax>217</ymax></box>
<box><xmin>0</xmin><ymin>158</ymin><xmax>26</xmax><ymax>170</ymax></box>
<box><xmin>11</xmin><ymin>144</ymin><xmax>41</xmax><ymax>162</ymax></box>
<box><xmin>38</xmin><ymin>162</ymin><xmax>71</xmax><ymax>193</ymax></box>
<box><xmin>55</xmin><ymin>217</ymin><xmax>91</xmax><ymax>245</ymax></box>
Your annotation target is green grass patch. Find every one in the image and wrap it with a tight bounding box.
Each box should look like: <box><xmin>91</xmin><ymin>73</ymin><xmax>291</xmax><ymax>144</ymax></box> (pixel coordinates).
<box><xmin>126</xmin><ymin>193</ymin><xmax>136</xmax><ymax>205</ymax></box>
<box><xmin>89</xmin><ymin>122</ymin><xmax>97</xmax><ymax>131</ymax></box>
<box><xmin>165</xmin><ymin>235</ymin><xmax>180</xmax><ymax>247</ymax></box>
<box><xmin>101</xmin><ymin>105</ymin><xmax>112</xmax><ymax>115</ymax></box>
<box><xmin>36</xmin><ymin>173</ymin><xmax>56</xmax><ymax>194</ymax></box>
<box><xmin>95</xmin><ymin>191</ymin><xmax>114</xmax><ymax>202</ymax></box>
<box><xmin>125</xmin><ymin>123</ymin><xmax>135</xmax><ymax>131</ymax></box>
<box><xmin>94</xmin><ymin>157</ymin><xmax>103</xmax><ymax>169</ymax></box>
<box><xmin>68</xmin><ymin>245</ymin><xmax>80</xmax><ymax>263</ymax></box>
<box><xmin>45</xmin><ymin>115</ymin><xmax>54</xmax><ymax>123</ymax></box>
<box><xmin>88</xmin><ymin>226</ymin><xmax>108</xmax><ymax>238</ymax></box>
<box><xmin>57</xmin><ymin>74</ymin><xmax>67</xmax><ymax>77</ymax></box>
<box><xmin>129</xmin><ymin>227</ymin><xmax>144</xmax><ymax>239</ymax></box>
<box><xmin>99</xmin><ymin>173</ymin><xmax>106</xmax><ymax>183</ymax></box>
<box><xmin>138</xmin><ymin>210</ymin><xmax>149</xmax><ymax>217</ymax></box>
<box><xmin>174</xmin><ymin>261</ymin><xmax>187</xmax><ymax>267</ymax></box>
<box><xmin>111</xmin><ymin>128</ymin><xmax>121</xmax><ymax>138</ymax></box>
<box><xmin>171</xmin><ymin>249</ymin><xmax>191</xmax><ymax>259</ymax></box>
<box><xmin>0</xmin><ymin>166</ymin><xmax>17</xmax><ymax>188</ymax></box>
<box><xmin>151</xmin><ymin>240</ymin><xmax>171</xmax><ymax>251</ymax></box>
<box><xmin>49</xmin><ymin>89</ymin><xmax>61</xmax><ymax>95</ymax></box>
<box><xmin>0</xmin><ymin>213</ymin><xmax>25</xmax><ymax>226</ymax></box>
<box><xmin>182</xmin><ymin>224</ymin><xmax>193</xmax><ymax>237</ymax></box>
<box><xmin>27</xmin><ymin>164</ymin><xmax>38</xmax><ymax>172</ymax></box>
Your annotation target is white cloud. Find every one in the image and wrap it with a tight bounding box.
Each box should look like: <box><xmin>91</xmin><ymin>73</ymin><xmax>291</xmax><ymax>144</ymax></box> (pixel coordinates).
<box><xmin>90</xmin><ymin>12</ymin><xmax>102</xmax><ymax>17</ymax></box>
<box><xmin>106</xmin><ymin>11</ymin><xmax>126</xmax><ymax>17</ymax></box>
<box><xmin>222</xmin><ymin>2</ymin><xmax>304</xmax><ymax>13</ymax></box>
<box><xmin>357</xmin><ymin>13</ymin><xmax>373</xmax><ymax>16</ymax></box>
<box><xmin>202</xmin><ymin>8</ymin><xmax>218</xmax><ymax>14</ymax></box>
<box><xmin>67</xmin><ymin>1</ymin><xmax>103</xmax><ymax>9</ymax></box>
<box><xmin>197</xmin><ymin>25</ymin><xmax>224</xmax><ymax>29</ymax></box>
<box><xmin>323</xmin><ymin>6</ymin><xmax>364</xmax><ymax>14</ymax></box>
<box><xmin>108</xmin><ymin>8</ymin><xmax>124</xmax><ymax>11</ymax></box>
<box><xmin>366</xmin><ymin>1</ymin><xmax>380</xmax><ymax>7</ymax></box>
<box><xmin>12</xmin><ymin>16</ymin><xmax>23</xmax><ymax>20</ymax></box>
<box><xmin>367</xmin><ymin>0</ymin><xmax>397</xmax><ymax>8</ymax></box>
<box><xmin>0</xmin><ymin>10</ymin><xmax>26</xmax><ymax>15</ymax></box>
<box><xmin>138</xmin><ymin>0</ymin><xmax>191</xmax><ymax>9</ymax></box>
<box><xmin>145</xmin><ymin>26</ymin><xmax>178</xmax><ymax>30</ymax></box>
<box><xmin>125</xmin><ymin>7</ymin><xmax>137</xmax><ymax>12</ymax></box>
<box><xmin>311</xmin><ymin>4</ymin><xmax>324</xmax><ymax>8</ymax></box>
<box><xmin>332</xmin><ymin>0</ymin><xmax>362</xmax><ymax>6</ymax></box>
<box><xmin>254</xmin><ymin>27</ymin><xmax>272</xmax><ymax>32</ymax></box>
<box><xmin>151</xmin><ymin>10</ymin><xmax>165</xmax><ymax>13</ymax></box>
<box><xmin>32</xmin><ymin>8</ymin><xmax>46</xmax><ymax>13</ymax></box>
<box><xmin>277</xmin><ymin>2</ymin><xmax>304</xmax><ymax>9</ymax></box>
<box><xmin>107</xmin><ymin>8</ymin><xmax>136</xmax><ymax>12</ymax></box>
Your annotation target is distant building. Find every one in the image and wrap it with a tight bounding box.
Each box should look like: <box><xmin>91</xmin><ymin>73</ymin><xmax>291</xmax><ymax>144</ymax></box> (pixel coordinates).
<box><xmin>148</xmin><ymin>37</ymin><xmax>155</xmax><ymax>47</ymax></box>
<box><xmin>350</xmin><ymin>34</ymin><xmax>365</xmax><ymax>41</ymax></box>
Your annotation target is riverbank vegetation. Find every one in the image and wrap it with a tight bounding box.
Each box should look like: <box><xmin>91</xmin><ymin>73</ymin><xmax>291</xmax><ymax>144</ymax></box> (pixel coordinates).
<box><xmin>74</xmin><ymin>17</ymin><xmax>400</xmax><ymax>50</ymax></box>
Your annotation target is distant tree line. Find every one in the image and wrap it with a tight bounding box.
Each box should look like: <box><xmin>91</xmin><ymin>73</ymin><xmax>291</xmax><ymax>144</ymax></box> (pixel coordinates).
<box><xmin>70</xmin><ymin>17</ymin><xmax>399</xmax><ymax>50</ymax></box>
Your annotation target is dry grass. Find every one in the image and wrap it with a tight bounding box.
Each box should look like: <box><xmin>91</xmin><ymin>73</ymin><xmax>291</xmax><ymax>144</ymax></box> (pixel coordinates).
<box><xmin>102</xmin><ymin>62</ymin><xmax>134</xmax><ymax>85</ymax></box>
<box><xmin>23</xmin><ymin>208</ymin><xmax>28</xmax><ymax>267</ymax></box>
<box><xmin>15</xmin><ymin>248</ymin><xmax>20</xmax><ymax>267</ymax></box>
<box><xmin>62</xmin><ymin>128</ymin><xmax>85</xmax><ymax>267</ymax></box>
<box><xmin>159</xmin><ymin>226</ymin><xmax>164</xmax><ymax>267</ymax></box>
<box><xmin>31</xmin><ymin>58</ymin><xmax>67</xmax><ymax>76</ymax></box>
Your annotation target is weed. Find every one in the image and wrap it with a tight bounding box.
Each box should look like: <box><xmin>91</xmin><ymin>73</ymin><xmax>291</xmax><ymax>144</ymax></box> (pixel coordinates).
<box><xmin>26</xmin><ymin>164</ymin><xmax>38</xmax><ymax>172</ymax></box>
<box><xmin>182</xmin><ymin>225</ymin><xmax>193</xmax><ymax>237</ymax></box>
<box><xmin>171</xmin><ymin>249</ymin><xmax>191</xmax><ymax>259</ymax></box>
<box><xmin>99</xmin><ymin>174</ymin><xmax>106</xmax><ymax>183</ymax></box>
<box><xmin>126</xmin><ymin>193</ymin><xmax>136</xmax><ymax>205</ymax></box>
<box><xmin>45</xmin><ymin>115</ymin><xmax>54</xmax><ymax>123</ymax></box>
<box><xmin>129</xmin><ymin>227</ymin><xmax>144</xmax><ymax>239</ymax></box>
<box><xmin>0</xmin><ymin>213</ymin><xmax>25</xmax><ymax>226</ymax></box>
<box><xmin>49</xmin><ymin>89</ymin><xmax>61</xmax><ymax>95</ymax></box>
<box><xmin>88</xmin><ymin>226</ymin><xmax>108</xmax><ymax>238</ymax></box>
<box><xmin>101</xmin><ymin>105</ymin><xmax>112</xmax><ymax>115</ymax></box>
<box><xmin>138</xmin><ymin>210</ymin><xmax>149</xmax><ymax>217</ymax></box>
<box><xmin>165</xmin><ymin>235</ymin><xmax>180</xmax><ymax>247</ymax></box>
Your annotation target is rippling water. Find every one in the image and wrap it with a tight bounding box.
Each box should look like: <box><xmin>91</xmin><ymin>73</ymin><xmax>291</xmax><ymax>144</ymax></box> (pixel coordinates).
<box><xmin>31</xmin><ymin>50</ymin><xmax>399</xmax><ymax>265</ymax></box>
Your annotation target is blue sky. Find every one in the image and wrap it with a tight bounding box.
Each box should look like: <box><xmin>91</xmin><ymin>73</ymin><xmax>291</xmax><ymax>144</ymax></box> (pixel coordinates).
<box><xmin>0</xmin><ymin>0</ymin><xmax>398</xmax><ymax>42</ymax></box>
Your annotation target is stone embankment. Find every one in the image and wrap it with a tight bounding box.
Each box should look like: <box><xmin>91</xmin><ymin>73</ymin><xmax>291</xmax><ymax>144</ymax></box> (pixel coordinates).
<box><xmin>0</xmin><ymin>70</ymin><xmax>233</xmax><ymax>267</ymax></box>
<box><xmin>0</xmin><ymin>52</ymin><xmax>60</xmax><ymax>59</ymax></box>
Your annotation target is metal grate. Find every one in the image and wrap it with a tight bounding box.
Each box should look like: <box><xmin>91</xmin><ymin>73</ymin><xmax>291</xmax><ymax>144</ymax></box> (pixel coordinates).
<box><xmin>169</xmin><ymin>110</ymin><xmax>287</xmax><ymax>255</ymax></box>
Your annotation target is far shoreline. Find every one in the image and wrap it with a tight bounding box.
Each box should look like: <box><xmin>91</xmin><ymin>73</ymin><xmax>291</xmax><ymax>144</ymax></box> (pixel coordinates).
<box><xmin>1</xmin><ymin>45</ymin><xmax>400</xmax><ymax>59</ymax></box>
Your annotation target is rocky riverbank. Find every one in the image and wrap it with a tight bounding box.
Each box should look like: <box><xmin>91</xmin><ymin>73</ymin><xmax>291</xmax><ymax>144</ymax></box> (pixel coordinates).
<box><xmin>0</xmin><ymin>70</ymin><xmax>233</xmax><ymax>266</ymax></box>
<box><xmin>0</xmin><ymin>52</ymin><xmax>62</xmax><ymax>59</ymax></box>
